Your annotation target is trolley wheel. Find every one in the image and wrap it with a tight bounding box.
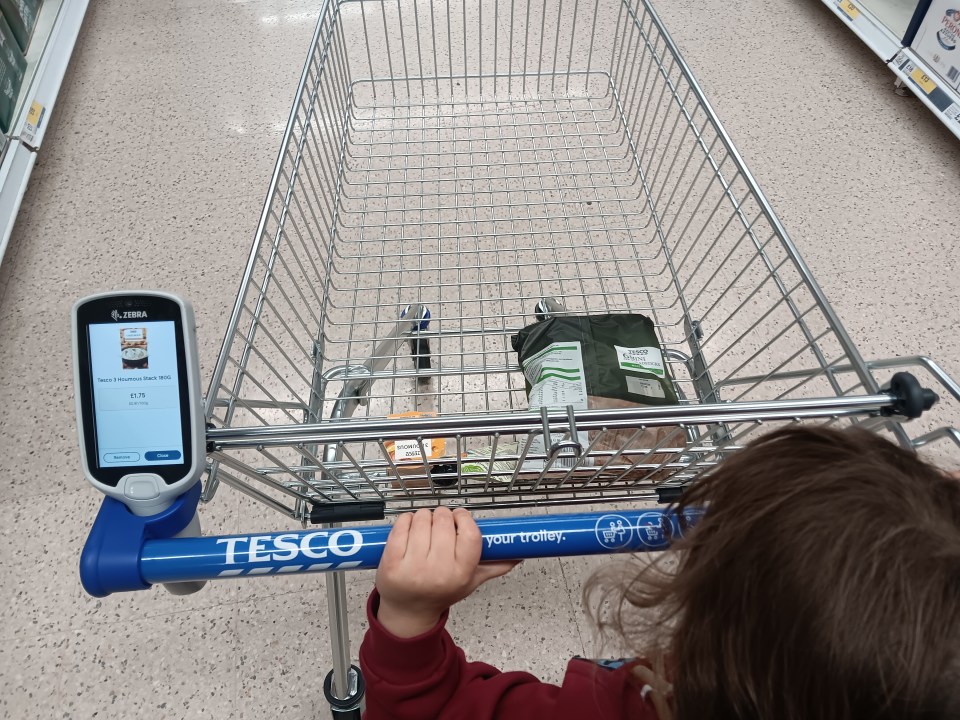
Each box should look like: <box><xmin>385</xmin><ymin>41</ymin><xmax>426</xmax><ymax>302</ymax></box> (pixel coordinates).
<box><xmin>323</xmin><ymin>664</ymin><xmax>364</xmax><ymax>719</ymax></box>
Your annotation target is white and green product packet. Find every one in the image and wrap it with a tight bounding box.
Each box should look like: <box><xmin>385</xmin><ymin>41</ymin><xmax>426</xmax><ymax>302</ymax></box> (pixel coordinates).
<box><xmin>513</xmin><ymin>314</ymin><xmax>678</xmax><ymax>406</ymax></box>
<box><xmin>0</xmin><ymin>0</ymin><xmax>39</xmax><ymax>53</ymax></box>
<box><xmin>461</xmin><ymin>442</ymin><xmax>522</xmax><ymax>479</ymax></box>
<box><xmin>0</xmin><ymin>10</ymin><xmax>26</xmax><ymax>134</ymax></box>
<box><xmin>509</xmin><ymin>314</ymin><xmax>679</xmax><ymax>474</ymax></box>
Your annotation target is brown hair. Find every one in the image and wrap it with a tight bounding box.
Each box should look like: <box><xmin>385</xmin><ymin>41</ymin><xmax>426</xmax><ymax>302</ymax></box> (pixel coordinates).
<box><xmin>586</xmin><ymin>426</ymin><xmax>960</xmax><ymax>720</ymax></box>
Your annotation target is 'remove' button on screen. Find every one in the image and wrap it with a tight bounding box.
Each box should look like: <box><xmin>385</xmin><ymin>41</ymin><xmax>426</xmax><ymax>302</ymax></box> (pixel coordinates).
<box><xmin>145</xmin><ymin>450</ymin><xmax>182</xmax><ymax>461</ymax></box>
<box><xmin>103</xmin><ymin>452</ymin><xmax>140</xmax><ymax>463</ymax></box>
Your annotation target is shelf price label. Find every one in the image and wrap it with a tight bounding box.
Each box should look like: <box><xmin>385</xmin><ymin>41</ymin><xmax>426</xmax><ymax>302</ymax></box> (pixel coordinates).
<box><xmin>910</xmin><ymin>68</ymin><xmax>937</xmax><ymax>95</ymax></box>
<box><xmin>20</xmin><ymin>101</ymin><xmax>45</xmax><ymax>146</ymax></box>
<box><xmin>837</xmin><ymin>0</ymin><xmax>860</xmax><ymax>21</ymax></box>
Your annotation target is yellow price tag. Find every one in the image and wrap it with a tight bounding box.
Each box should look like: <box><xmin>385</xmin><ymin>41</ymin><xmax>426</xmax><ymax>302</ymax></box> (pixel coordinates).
<box><xmin>838</xmin><ymin>0</ymin><xmax>860</xmax><ymax>20</ymax></box>
<box><xmin>20</xmin><ymin>100</ymin><xmax>45</xmax><ymax>145</ymax></box>
<box><xmin>910</xmin><ymin>68</ymin><xmax>937</xmax><ymax>95</ymax></box>
<box><xmin>26</xmin><ymin>101</ymin><xmax>43</xmax><ymax>126</ymax></box>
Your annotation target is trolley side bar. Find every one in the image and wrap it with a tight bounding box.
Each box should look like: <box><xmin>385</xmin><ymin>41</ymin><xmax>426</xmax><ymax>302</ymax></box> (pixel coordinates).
<box><xmin>203</xmin><ymin>0</ymin><xmax>335</xmax><ymax>422</ymax></box>
<box><xmin>206</xmin><ymin>393</ymin><xmax>903</xmax><ymax>449</ymax></box>
<box><xmin>630</xmin><ymin>0</ymin><xmax>878</xmax><ymax>398</ymax></box>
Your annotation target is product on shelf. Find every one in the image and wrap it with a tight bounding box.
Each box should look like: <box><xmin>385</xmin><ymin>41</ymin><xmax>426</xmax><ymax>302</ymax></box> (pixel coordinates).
<box><xmin>0</xmin><ymin>10</ymin><xmax>26</xmax><ymax>134</ymax></box>
<box><xmin>512</xmin><ymin>314</ymin><xmax>681</xmax><ymax>479</ymax></box>
<box><xmin>0</xmin><ymin>0</ymin><xmax>40</xmax><ymax>53</ymax></box>
<box><xmin>912</xmin><ymin>0</ymin><xmax>960</xmax><ymax>90</ymax></box>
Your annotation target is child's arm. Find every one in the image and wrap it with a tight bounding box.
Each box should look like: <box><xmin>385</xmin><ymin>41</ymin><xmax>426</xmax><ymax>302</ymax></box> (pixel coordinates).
<box><xmin>358</xmin><ymin>507</ymin><xmax>650</xmax><ymax>719</ymax></box>
<box><xmin>372</xmin><ymin>506</ymin><xmax>518</xmax><ymax>639</ymax></box>
<box><xmin>362</xmin><ymin>586</ymin><xmax>561</xmax><ymax>719</ymax></box>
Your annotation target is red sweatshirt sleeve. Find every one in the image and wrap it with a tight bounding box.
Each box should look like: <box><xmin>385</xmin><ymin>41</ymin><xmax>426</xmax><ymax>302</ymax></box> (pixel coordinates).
<box><xmin>359</xmin><ymin>590</ymin><xmax>656</xmax><ymax>720</ymax></box>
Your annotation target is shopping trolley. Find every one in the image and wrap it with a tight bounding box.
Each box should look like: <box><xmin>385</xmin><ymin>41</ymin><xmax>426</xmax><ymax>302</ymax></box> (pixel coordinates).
<box><xmin>78</xmin><ymin>0</ymin><xmax>960</xmax><ymax>717</ymax></box>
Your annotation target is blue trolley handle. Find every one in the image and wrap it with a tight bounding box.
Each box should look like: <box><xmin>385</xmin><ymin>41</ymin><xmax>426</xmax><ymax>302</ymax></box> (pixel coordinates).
<box><xmin>80</xmin><ymin>487</ymin><xmax>700</xmax><ymax>597</ymax></box>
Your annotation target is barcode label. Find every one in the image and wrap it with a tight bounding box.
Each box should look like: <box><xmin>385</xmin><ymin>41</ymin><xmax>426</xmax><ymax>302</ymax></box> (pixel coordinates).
<box><xmin>949</xmin><ymin>66</ymin><xmax>959</xmax><ymax>82</ymax></box>
<box><xmin>626</xmin><ymin>375</ymin><xmax>666</xmax><ymax>399</ymax></box>
<box><xmin>525</xmin><ymin>450</ymin><xmax>590</xmax><ymax>472</ymax></box>
<box><xmin>552</xmin><ymin>454</ymin><xmax>578</xmax><ymax>469</ymax></box>
<box><xmin>944</xmin><ymin>103</ymin><xmax>960</xmax><ymax>129</ymax></box>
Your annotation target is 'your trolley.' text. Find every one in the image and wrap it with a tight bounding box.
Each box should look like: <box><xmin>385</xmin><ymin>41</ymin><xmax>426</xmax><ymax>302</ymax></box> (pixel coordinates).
<box><xmin>484</xmin><ymin>530</ymin><xmax>566</xmax><ymax>548</ymax></box>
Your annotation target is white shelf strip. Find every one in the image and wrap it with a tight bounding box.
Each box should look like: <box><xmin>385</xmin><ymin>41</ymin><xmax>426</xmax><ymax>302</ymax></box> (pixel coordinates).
<box><xmin>0</xmin><ymin>0</ymin><xmax>90</xmax><ymax>266</ymax></box>
<box><xmin>824</xmin><ymin>0</ymin><xmax>903</xmax><ymax>61</ymax></box>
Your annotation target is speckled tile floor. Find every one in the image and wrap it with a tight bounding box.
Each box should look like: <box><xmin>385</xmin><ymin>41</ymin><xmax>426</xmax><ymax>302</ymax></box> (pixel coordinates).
<box><xmin>1</xmin><ymin>0</ymin><xmax>959</xmax><ymax>718</ymax></box>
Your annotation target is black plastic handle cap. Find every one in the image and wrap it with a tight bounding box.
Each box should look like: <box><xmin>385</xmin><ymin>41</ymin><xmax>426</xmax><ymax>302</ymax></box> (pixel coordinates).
<box><xmin>882</xmin><ymin>372</ymin><xmax>939</xmax><ymax>419</ymax></box>
<box><xmin>309</xmin><ymin>501</ymin><xmax>385</xmax><ymax>524</ymax></box>
<box><xmin>657</xmin><ymin>485</ymin><xmax>684</xmax><ymax>504</ymax></box>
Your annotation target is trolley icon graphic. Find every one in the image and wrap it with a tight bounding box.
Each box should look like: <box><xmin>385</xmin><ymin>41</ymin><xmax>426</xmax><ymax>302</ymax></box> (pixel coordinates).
<box><xmin>636</xmin><ymin>512</ymin><xmax>671</xmax><ymax>549</ymax></box>
<box><xmin>595</xmin><ymin>514</ymin><xmax>633</xmax><ymax>550</ymax></box>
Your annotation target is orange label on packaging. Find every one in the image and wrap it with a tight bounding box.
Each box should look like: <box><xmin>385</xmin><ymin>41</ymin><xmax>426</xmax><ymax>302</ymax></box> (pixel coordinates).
<box><xmin>385</xmin><ymin>412</ymin><xmax>446</xmax><ymax>463</ymax></box>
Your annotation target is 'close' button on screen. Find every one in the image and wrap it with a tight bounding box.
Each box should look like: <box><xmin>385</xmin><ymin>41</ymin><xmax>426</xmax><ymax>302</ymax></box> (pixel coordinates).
<box><xmin>145</xmin><ymin>450</ymin><xmax>182</xmax><ymax>461</ymax></box>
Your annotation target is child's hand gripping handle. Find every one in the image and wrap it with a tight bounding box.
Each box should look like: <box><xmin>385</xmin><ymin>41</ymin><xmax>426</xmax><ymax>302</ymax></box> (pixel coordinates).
<box><xmin>375</xmin><ymin>507</ymin><xmax>519</xmax><ymax>638</ymax></box>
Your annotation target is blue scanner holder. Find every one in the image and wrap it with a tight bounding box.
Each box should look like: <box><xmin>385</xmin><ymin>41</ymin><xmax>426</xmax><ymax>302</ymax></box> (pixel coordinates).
<box><xmin>79</xmin><ymin>482</ymin><xmax>201</xmax><ymax>597</ymax></box>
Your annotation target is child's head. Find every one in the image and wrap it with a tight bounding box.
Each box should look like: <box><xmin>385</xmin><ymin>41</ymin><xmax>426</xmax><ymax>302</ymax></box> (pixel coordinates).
<box><xmin>589</xmin><ymin>426</ymin><xmax>960</xmax><ymax>720</ymax></box>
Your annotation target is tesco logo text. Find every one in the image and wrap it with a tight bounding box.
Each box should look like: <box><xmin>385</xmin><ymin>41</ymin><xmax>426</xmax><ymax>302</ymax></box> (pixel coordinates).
<box><xmin>216</xmin><ymin>530</ymin><xmax>363</xmax><ymax>564</ymax></box>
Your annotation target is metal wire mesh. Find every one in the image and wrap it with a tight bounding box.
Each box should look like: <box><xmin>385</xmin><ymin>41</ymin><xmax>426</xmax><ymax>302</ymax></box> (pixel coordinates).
<box><xmin>202</xmin><ymin>0</ymin><xmax>957</xmax><ymax>519</ymax></box>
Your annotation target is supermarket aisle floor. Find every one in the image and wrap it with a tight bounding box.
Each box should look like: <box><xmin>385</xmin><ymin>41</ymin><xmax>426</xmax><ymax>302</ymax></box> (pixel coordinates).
<box><xmin>0</xmin><ymin>0</ymin><xmax>958</xmax><ymax>718</ymax></box>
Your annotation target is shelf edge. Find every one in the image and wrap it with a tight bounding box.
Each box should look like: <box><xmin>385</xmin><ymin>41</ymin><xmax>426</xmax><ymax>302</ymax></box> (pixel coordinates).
<box><xmin>821</xmin><ymin>0</ymin><xmax>903</xmax><ymax>61</ymax></box>
<box><xmin>821</xmin><ymin>0</ymin><xmax>960</xmax><ymax>141</ymax></box>
<box><xmin>0</xmin><ymin>0</ymin><xmax>90</xmax><ymax>268</ymax></box>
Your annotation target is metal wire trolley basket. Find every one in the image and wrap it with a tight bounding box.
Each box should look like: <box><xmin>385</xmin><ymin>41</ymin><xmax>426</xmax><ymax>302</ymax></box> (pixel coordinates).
<box><xmin>184</xmin><ymin>0</ymin><xmax>958</xmax><ymax>714</ymax></box>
